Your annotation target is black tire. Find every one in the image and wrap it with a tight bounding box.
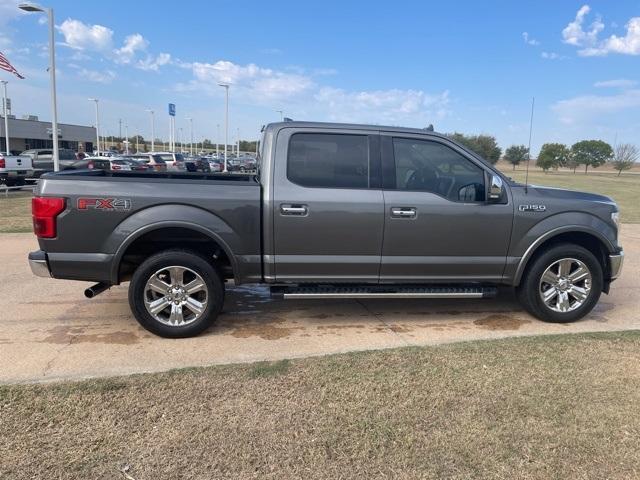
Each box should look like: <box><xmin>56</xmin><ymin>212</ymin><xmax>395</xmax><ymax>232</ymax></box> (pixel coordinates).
<box><xmin>516</xmin><ymin>243</ymin><xmax>602</xmax><ymax>323</ymax></box>
<box><xmin>128</xmin><ymin>249</ymin><xmax>224</xmax><ymax>338</ymax></box>
<box><xmin>3</xmin><ymin>178</ymin><xmax>16</xmax><ymax>187</ymax></box>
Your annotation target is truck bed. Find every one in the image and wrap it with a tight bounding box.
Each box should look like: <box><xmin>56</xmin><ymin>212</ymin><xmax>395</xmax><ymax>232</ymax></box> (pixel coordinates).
<box><xmin>35</xmin><ymin>169</ymin><xmax>262</xmax><ymax>284</ymax></box>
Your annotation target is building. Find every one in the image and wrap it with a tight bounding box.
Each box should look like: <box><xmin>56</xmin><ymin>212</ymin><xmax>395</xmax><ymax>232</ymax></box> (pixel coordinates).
<box><xmin>0</xmin><ymin>114</ymin><xmax>96</xmax><ymax>155</ymax></box>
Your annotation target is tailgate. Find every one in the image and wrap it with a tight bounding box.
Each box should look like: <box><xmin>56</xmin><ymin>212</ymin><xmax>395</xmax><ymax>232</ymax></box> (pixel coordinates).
<box><xmin>0</xmin><ymin>155</ymin><xmax>33</xmax><ymax>171</ymax></box>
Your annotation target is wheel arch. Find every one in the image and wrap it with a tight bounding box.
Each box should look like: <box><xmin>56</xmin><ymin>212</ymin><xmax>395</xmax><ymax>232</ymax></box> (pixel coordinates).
<box><xmin>111</xmin><ymin>221</ymin><xmax>238</xmax><ymax>284</ymax></box>
<box><xmin>513</xmin><ymin>226</ymin><xmax>613</xmax><ymax>287</ymax></box>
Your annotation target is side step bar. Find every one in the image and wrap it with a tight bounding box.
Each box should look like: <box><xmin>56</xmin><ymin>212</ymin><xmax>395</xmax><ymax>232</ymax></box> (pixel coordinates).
<box><xmin>271</xmin><ymin>285</ymin><xmax>498</xmax><ymax>300</ymax></box>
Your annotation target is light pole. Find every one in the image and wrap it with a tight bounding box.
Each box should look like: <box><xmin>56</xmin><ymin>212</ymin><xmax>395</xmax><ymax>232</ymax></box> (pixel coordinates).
<box><xmin>88</xmin><ymin>98</ymin><xmax>99</xmax><ymax>155</ymax></box>
<box><xmin>236</xmin><ymin>127</ymin><xmax>240</xmax><ymax>157</ymax></box>
<box><xmin>1</xmin><ymin>81</ymin><xmax>9</xmax><ymax>155</ymax></box>
<box><xmin>276</xmin><ymin>110</ymin><xmax>283</xmax><ymax>121</ymax></box>
<box><xmin>216</xmin><ymin>123</ymin><xmax>220</xmax><ymax>158</ymax></box>
<box><xmin>124</xmin><ymin>124</ymin><xmax>129</xmax><ymax>154</ymax></box>
<box><xmin>19</xmin><ymin>3</ymin><xmax>59</xmax><ymax>170</ymax></box>
<box><xmin>186</xmin><ymin>117</ymin><xmax>193</xmax><ymax>156</ymax></box>
<box><xmin>218</xmin><ymin>83</ymin><xmax>229</xmax><ymax>172</ymax></box>
<box><xmin>146</xmin><ymin>109</ymin><xmax>155</xmax><ymax>152</ymax></box>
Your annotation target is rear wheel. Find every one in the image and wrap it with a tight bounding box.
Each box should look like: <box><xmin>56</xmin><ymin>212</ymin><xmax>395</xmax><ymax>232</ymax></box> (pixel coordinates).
<box><xmin>128</xmin><ymin>249</ymin><xmax>224</xmax><ymax>337</ymax></box>
<box><xmin>517</xmin><ymin>243</ymin><xmax>602</xmax><ymax>323</ymax></box>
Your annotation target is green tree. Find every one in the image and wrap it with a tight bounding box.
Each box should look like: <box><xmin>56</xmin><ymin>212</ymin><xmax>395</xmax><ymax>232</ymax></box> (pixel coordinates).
<box><xmin>536</xmin><ymin>143</ymin><xmax>570</xmax><ymax>173</ymax></box>
<box><xmin>611</xmin><ymin>143</ymin><xmax>638</xmax><ymax>176</ymax></box>
<box><xmin>504</xmin><ymin>145</ymin><xmax>529</xmax><ymax>170</ymax></box>
<box><xmin>447</xmin><ymin>133</ymin><xmax>502</xmax><ymax>164</ymax></box>
<box><xmin>571</xmin><ymin>140</ymin><xmax>613</xmax><ymax>173</ymax></box>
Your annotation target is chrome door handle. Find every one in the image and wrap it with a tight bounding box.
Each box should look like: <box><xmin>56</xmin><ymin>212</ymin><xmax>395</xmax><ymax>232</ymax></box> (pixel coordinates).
<box><xmin>280</xmin><ymin>204</ymin><xmax>308</xmax><ymax>216</ymax></box>
<box><xmin>391</xmin><ymin>207</ymin><xmax>417</xmax><ymax>218</ymax></box>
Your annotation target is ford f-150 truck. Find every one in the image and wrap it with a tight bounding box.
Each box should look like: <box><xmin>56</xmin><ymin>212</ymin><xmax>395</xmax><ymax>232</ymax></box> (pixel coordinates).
<box><xmin>28</xmin><ymin>121</ymin><xmax>624</xmax><ymax>337</ymax></box>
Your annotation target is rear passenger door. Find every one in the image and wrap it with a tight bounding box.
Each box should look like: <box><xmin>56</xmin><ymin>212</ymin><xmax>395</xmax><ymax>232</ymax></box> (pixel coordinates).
<box><xmin>272</xmin><ymin>128</ymin><xmax>384</xmax><ymax>282</ymax></box>
<box><xmin>380</xmin><ymin>134</ymin><xmax>513</xmax><ymax>282</ymax></box>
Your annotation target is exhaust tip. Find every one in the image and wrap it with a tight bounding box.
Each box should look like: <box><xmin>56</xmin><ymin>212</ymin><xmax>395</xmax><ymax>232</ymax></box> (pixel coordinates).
<box><xmin>84</xmin><ymin>282</ymin><xmax>110</xmax><ymax>299</ymax></box>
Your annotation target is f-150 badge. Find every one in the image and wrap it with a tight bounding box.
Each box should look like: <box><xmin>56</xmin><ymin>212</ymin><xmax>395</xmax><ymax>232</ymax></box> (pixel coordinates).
<box><xmin>77</xmin><ymin>198</ymin><xmax>132</xmax><ymax>211</ymax></box>
<box><xmin>519</xmin><ymin>204</ymin><xmax>546</xmax><ymax>212</ymax></box>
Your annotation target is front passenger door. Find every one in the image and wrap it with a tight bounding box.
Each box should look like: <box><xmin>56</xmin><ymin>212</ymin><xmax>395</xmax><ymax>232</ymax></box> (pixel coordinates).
<box><xmin>380</xmin><ymin>134</ymin><xmax>513</xmax><ymax>282</ymax></box>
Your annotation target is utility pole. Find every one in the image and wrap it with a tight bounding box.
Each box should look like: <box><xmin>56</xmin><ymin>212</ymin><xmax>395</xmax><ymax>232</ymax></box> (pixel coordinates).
<box><xmin>186</xmin><ymin>117</ymin><xmax>193</xmax><ymax>156</ymax></box>
<box><xmin>118</xmin><ymin>118</ymin><xmax>122</xmax><ymax>140</ymax></box>
<box><xmin>1</xmin><ymin>81</ymin><xmax>9</xmax><ymax>155</ymax></box>
<box><xmin>88</xmin><ymin>98</ymin><xmax>99</xmax><ymax>155</ymax></box>
<box><xmin>218</xmin><ymin>83</ymin><xmax>229</xmax><ymax>172</ymax></box>
<box><xmin>124</xmin><ymin>124</ymin><xmax>129</xmax><ymax>154</ymax></box>
<box><xmin>236</xmin><ymin>127</ymin><xmax>240</xmax><ymax>157</ymax></box>
<box><xmin>146</xmin><ymin>109</ymin><xmax>155</xmax><ymax>152</ymax></box>
<box><xmin>276</xmin><ymin>109</ymin><xmax>283</xmax><ymax>121</ymax></box>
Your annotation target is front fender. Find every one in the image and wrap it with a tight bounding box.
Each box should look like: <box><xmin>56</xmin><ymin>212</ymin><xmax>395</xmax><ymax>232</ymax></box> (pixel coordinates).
<box><xmin>510</xmin><ymin>212</ymin><xmax>618</xmax><ymax>285</ymax></box>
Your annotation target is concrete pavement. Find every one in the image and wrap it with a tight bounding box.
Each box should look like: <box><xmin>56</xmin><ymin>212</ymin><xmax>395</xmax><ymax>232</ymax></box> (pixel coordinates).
<box><xmin>1</xmin><ymin>227</ymin><xmax>638</xmax><ymax>384</ymax></box>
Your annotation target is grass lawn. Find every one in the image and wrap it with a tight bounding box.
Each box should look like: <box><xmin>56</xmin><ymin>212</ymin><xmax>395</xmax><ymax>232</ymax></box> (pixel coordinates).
<box><xmin>0</xmin><ymin>191</ymin><xmax>32</xmax><ymax>233</ymax></box>
<box><xmin>1</xmin><ymin>332</ymin><xmax>639</xmax><ymax>479</ymax></box>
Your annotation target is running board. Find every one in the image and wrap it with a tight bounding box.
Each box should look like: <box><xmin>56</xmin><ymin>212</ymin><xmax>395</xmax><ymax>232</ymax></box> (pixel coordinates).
<box><xmin>271</xmin><ymin>285</ymin><xmax>497</xmax><ymax>300</ymax></box>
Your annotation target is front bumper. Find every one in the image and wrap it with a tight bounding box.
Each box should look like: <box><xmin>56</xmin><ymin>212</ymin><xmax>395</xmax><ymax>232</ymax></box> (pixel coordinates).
<box><xmin>609</xmin><ymin>251</ymin><xmax>624</xmax><ymax>280</ymax></box>
<box><xmin>28</xmin><ymin>250</ymin><xmax>51</xmax><ymax>278</ymax></box>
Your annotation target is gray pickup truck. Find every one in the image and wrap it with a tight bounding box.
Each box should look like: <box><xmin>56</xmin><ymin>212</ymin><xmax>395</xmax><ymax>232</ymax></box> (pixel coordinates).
<box><xmin>28</xmin><ymin>121</ymin><xmax>624</xmax><ymax>337</ymax></box>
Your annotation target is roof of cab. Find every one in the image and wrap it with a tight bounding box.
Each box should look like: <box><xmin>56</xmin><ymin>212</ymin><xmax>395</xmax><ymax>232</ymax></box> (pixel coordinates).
<box><xmin>264</xmin><ymin>121</ymin><xmax>448</xmax><ymax>139</ymax></box>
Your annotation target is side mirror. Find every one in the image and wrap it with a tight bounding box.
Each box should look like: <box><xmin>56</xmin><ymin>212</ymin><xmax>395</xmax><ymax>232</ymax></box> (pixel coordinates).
<box><xmin>488</xmin><ymin>174</ymin><xmax>503</xmax><ymax>202</ymax></box>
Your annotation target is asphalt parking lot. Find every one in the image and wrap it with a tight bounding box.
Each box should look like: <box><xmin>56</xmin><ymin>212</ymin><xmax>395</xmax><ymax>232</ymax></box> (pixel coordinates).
<box><xmin>1</xmin><ymin>227</ymin><xmax>638</xmax><ymax>384</ymax></box>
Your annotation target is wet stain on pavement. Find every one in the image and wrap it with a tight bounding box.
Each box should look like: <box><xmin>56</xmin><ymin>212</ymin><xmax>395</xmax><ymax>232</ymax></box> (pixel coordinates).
<box><xmin>474</xmin><ymin>314</ymin><xmax>531</xmax><ymax>331</ymax></box>
<box><xmin>216</xmin><ymin>315</ymin><xmax>302</xmax><ymax>340</ymax></box>
<box><xmin>40</xmin><ymin>325</ymin><xmax>141</xmax><ymax>345</ymax></box>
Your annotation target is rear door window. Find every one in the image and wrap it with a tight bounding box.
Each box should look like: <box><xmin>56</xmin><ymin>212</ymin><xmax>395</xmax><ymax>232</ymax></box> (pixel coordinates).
<box><xmin>287</xmin><ymin>133</ymin><xmax>369</xmax><ymax>189</ymax></box>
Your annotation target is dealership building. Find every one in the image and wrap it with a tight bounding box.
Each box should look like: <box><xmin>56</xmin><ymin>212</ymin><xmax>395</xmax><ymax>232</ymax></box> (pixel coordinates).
<box><xmin>0</xmin><ymin>114</ymin><xmax>96</xmax><ymax>155</ymax></box>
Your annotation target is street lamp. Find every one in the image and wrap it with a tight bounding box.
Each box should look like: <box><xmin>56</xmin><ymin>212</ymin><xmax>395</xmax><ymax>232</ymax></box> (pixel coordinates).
<box><xmin>146</xmin><ymin>109</ymin><xmax>155</xmax><ymax>152</ymax></box>
<box><xmin>186</xmin><ymin>117</ymin><xmax>193</xmax><ymax>156</ymax></box>
<box><xmin>218</xmin><ymin>83</ymin><xmax>229</xmax><ymax>172</ymax></box>
<box><xmin>19</xmin><ymin>2</ymin><xmax>59</xmax><ymax>171</ymax></box>
<box><xmin>276</xmin><ymin>110</ymin><xmax>283</xmax><ymax>121</ymax></box>
<box><xmin>88</xmin><ymin>98</ymin><xmax>99</xmax><ymax>156</ymax></box>
<box><xmin>124</xmin><ymin>124</ymin><xmax>129</xmax><ymax>154</ymax></box>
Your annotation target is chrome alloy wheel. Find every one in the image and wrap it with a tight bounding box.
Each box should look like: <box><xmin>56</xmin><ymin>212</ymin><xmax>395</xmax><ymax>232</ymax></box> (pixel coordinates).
<box><xmin>143</xmin><ymin>266</ymin><xmax>208</xmax><ymax>326</ymax></box>
<box><xmin>538</xmin><ymin>258</ymin><xmax>592</xmax><ymax>313</ymax></box>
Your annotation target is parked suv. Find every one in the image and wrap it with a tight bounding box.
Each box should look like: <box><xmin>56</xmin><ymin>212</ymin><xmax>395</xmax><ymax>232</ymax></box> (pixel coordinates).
<box><xmin>130</xmin><ymin>153</ymin><xmax>167</xmax><ymax>172</ymax></box>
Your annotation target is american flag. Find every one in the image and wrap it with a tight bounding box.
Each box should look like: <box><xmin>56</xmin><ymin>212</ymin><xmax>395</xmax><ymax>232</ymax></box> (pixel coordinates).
<box><xmin>0</xmin><ymin>51</ymin><xmax>25</xmax><ymax>79</ymax></box>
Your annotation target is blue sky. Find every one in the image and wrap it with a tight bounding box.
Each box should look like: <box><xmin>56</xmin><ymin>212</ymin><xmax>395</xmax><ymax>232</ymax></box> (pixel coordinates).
<box><xmin>1</xmin><ymin>0</ymin><xmax>639</xmax><ymax>152</ymax></box>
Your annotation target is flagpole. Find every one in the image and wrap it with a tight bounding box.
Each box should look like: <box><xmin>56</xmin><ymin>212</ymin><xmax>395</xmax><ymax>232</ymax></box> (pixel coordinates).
<box><xmin>1</xmin><ymin>81</ymin><xmax>9</xmax><ymax>155</ymax></box>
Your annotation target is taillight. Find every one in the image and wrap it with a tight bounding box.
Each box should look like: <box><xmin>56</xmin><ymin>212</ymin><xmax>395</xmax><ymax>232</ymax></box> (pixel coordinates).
<box><xmin>0</xmin><ymin>156</ymin><xmax>5</xmax><ymax>169</ymax></box>
<box><xmin>87</xmin><ymin>161</ymin><xmax>94</xmax><ymax>169</ymax></box>
<box><xmin>112</xmin><ymin>164</ymin><xmax>121</xmax><ymax>170</ymax></box>
<box><xmin>32</xmin><ymin>197</ymin><xmax>66</xmax><ymax>238</ymax></box>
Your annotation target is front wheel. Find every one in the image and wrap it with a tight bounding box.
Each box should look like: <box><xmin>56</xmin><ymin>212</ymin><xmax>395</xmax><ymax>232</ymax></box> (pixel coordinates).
<box><xmin>517</xmin><ymin>243</ymin><xmax>603</xmax><ymax>323</ymax></box>
<box><xmin>128</xmin><ymin>249</ymin><xmax>224</xmax><ymax>337</ymax></box>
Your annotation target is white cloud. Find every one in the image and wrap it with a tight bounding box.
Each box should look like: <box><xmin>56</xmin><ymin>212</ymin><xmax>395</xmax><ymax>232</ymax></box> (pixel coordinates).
<box><xmin>541</xmin><ymin>51</ymin><xmax>563</xmax><ymax>60</ymax></box>
<box><xmin>562</xmin><ymin>5</ymin><xmax>604</xmax><ymax>47</ymax></box>
<box><xmin>114</xmin><ymin>33</ymin><xmax>148</xmax><ymax>64</ymax></box>
<box><xmin>562</xmin><ymin>5</ymin><xmax>640</xmax><ymax>56</ymax></box>
<box><xmin>188</xmin><ymin>60</ymin><xmax>314</xmax><ymax>101</ymax></box>
<box><xmin>552</xmin><ymin>89</ymin><xmax>640</xmax><ymax>124</ymax></box>
<box><xmin>57</xmin><ymin>18</ymin><xmax>113</xmax><ymax>51</ymax></box>
<box><xmin>137</xmin><ymin>52</ymin><xmax>171</xmax><ymax>71</ymax></box>
<box><xmin>594</xmin><ymin>79</ymin><xmax>637</xmax><ymax>88</ymax></box>
<box><xmin>522</xmin><ymin>32</ymin><xmax>540</xmax><ymax>46</ymax></box>
<box><xmin>581</xmin><ymin>17</ymin><xmax>640</xmax><ymax>56</ymax></box>
<box><xmin>78</xmin><ymin>68</ymin><xmax>116</xmax><ymax>84</ymax></box>
<box><xmin>314</xmin><ymin>87</ymin><xmax>450</xmax><ymax>124</ymax></box>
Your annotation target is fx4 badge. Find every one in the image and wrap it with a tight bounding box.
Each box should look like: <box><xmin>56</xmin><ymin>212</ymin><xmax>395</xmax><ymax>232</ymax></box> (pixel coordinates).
<box><xmin>519</xmin><ymin>204</ymin><xmax>546</xmax><ymax>212</ymax></box>
<box><xmin>77</xmin><ymin>198</ymin><xmax>132</xmax><ymax>211</ymax></box>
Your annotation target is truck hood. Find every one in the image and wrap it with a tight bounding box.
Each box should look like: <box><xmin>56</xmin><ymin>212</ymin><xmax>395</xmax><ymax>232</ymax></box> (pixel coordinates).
<box><xmin>529</xmin><ymin>185</ymin><xmax>616</xmax><ymax>206</ymax></box>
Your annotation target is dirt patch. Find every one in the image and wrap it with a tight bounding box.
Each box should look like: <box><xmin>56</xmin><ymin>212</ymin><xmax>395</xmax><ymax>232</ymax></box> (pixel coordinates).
<box><xmin>317</xmin><ymin>324</ymin><xmax>365</xmax><ymax>330</ymax></box>
<box><xmin>40</xmin><ymin>326</ymin><xmax>141</xmax><ymax>345</ymax></box>
<box><xmin>474</xmin><ymin>314</ymin><xmax>531</xmax><ymax>331</ymax></box>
